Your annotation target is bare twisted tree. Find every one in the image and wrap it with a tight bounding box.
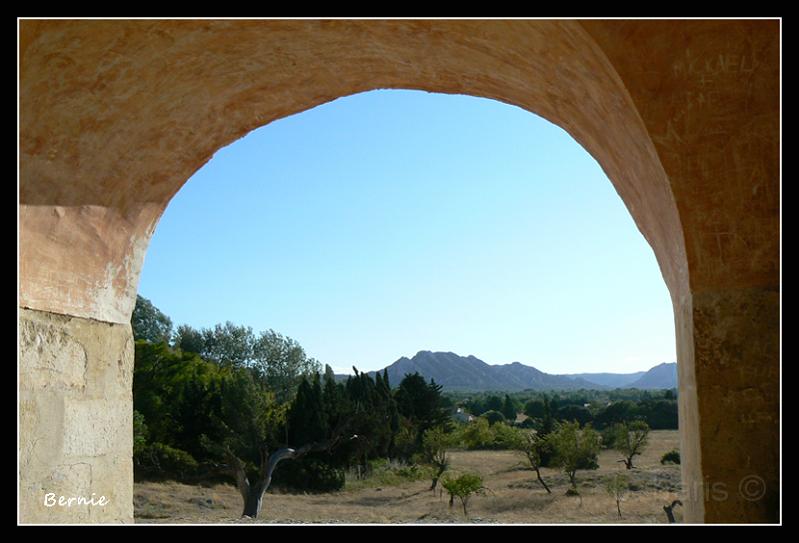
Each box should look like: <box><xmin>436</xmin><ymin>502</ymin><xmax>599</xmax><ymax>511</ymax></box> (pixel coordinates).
<box><xmin>223</xmin><ymin>425</ymin><xmax>356</xmax><ymax>519</ymax></box>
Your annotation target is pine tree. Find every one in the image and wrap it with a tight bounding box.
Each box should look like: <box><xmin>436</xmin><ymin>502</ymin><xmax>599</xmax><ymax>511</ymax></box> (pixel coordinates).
<box><xmin>502</xmin><ymin>395</ymin><xmax>517</xmax><ymax>423</ymax></box>
<box><xmin>288</xmin><ymin>375</ymin><xmax>327</xmax><ymax>445</ymax></box>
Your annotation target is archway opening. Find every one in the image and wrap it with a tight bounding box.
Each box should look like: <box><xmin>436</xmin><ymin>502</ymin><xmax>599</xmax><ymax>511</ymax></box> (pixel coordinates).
<box><xmin>131</xmin><ymin>89</ymin><xmax>681</xmax><ymax>523</ymax></box>
<box><xmin>23</xmin><ymin>20</ymin><xmax>779</xmax><ymax>525</ymax></box>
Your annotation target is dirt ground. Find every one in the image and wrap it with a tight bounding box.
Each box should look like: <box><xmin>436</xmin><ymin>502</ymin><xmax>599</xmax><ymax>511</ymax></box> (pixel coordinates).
<box><xmin>134</xmin><ymin>430</ymin><xmax>683</xmax><ymax>524</ymax></box>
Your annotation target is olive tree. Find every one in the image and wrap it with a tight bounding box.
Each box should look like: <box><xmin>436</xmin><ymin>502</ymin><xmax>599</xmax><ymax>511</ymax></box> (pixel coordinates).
<box><xmin>613</xmin><ymin>420</ymin><xmax>650</xmax><ymax>469</ymax></box>
<box><xmin>422</xmin><ymin>426</ymin><xmax>453</xmax><ymax>491</ymax></box>
<box><xmin>441</xmin><ymin>472</ymin><xmax>488</xmax><ymax>517</ymax></box>
<box><xmin>548</xmin><ymin>421</ymin><xmax>600</xmax><ymax>495</ymax></box>
<box><xmin>513</xmin><ymin>431</ymin><xmax>552</xmax><ymax>494</ymax></box>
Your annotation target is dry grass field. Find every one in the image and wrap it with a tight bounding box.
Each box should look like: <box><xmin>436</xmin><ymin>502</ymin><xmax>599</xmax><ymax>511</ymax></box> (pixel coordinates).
<box><xmin>134</xmin><ymin>429</ymin><xmax>682</xmax><ymax>524</ymax></box>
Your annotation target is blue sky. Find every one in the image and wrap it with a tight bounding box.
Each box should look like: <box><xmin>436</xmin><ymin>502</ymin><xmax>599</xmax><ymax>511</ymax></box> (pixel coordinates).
<box><xmin>137</xmin><ymin>89</ymin><xmax>676</xmax><ymax>375</ymax></box>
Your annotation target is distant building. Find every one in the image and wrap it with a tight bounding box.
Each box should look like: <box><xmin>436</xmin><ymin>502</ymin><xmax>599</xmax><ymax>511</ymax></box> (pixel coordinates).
<box><xmin>452</xmin><ymin>407</ymin><xmax>474</xmax><ymax>423</ymax></box>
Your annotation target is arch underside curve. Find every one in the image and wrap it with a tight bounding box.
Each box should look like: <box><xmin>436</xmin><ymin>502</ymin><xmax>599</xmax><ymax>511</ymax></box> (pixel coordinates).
<box><xmin>19</xmin><ymin>19</ymin><xmax>779</xmax><ymax>523</ymax></box>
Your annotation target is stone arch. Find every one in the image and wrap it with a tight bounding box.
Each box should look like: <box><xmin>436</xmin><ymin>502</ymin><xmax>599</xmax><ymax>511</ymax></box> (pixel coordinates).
<box><xmin>19</xmin><ymin>20</ymin><xmax>779</xmax><ymax>523</ymax></box>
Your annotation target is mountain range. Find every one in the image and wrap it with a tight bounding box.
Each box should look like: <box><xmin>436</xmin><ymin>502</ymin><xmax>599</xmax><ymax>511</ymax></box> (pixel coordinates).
<box><xmin>340</xmin><ymin>351</ymin><xmax>677</xmax><ymax>392</ymax></box>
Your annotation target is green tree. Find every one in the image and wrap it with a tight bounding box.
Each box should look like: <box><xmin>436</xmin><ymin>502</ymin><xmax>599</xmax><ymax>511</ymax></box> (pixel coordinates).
<box><xmin>132</xmin><ymin>410</ymin><xmax>149</xmax><ymax>458</ymax></box>
<box><xmin>489</xmin><ymin>422</ymin><xmax>522</xmax><ymax>449</ymax></box>
<box><xmin>441</xmin><ymin>472</ymin><xmax>488</xmax><ymax>517</ymax></box>
<box><xmin>501</xmin><ymin>395</ymin><xmax>517</xmax><ymax>422</ymax></box>
<box><xmin>605</xmin><ymin>472</ymin><xmax>629</xmax><ymax>518</ymax></box>
<box><xmin>484</xmin><ymin>395</ymin><xmax>503</xmax><ymax>412</ymax></box>
<box><xmin>464</xmin><ymin>397</ymin><xmax>487</xmax><ymax>416</ymax></box>
<box><xmin>337</xmin><ymin>368</ymin><xmax>399</xmax><ymax>471</ymax></box>
<box><xmin>252</xmin><ymin>329</ymin><xmax>321</xmax><ymax>403</ymax></box>
<box><xmin>173</xmin><ymin>324</ymin><xmax>205</xmax><ymax>354</ymax></box>
<box><xmin>221</xmin><ymin>431</ymin><xmax>345</xmax><ymax>518</ymax></box>
<box><xmin>200</xmin><ymin>322</ymin><xmax>255</xmax><ymax>367</ymax></box>
<box><xmin>613</xmin><ymin>420</ymin><xmax>650</xmax><ymax>469</ymax></box>
<box><xmin>481</xmin><ymin>410</ymin><xmax>506</xmax><ymax>426</ymax></box>
<box><xmin>133</xmin><ymin>340</ymin><xmax>232</xmax><ymax>478</ymax></box>
<box><xmin>391</xmin><ymin>423</ymin><xmax>419</xmax><ymax>463</ymax></box>
<box><xmin>524</xmin><ymin>399</ymin><xmax>546</xmax><ymax>419</ymax></box>
<box><xmin>539</xmin><ymin>395</ymin><xmax>555</xmax><ymax>436</ymax></box>
<box><xmin>287</xmin><ymin>374</ymin><xmax>328</xmax><ymax>446</ymax></box>
<box><xmin>421</xmin><ymin>426</ymin><xmax>453</xmax><ymax>491</ymax></box>
<box><xmin>206</xmin><ymin>368</ymin><xmax>350</xmax><ymax>518</ymax></box>
<box><xmin>637</xmin><ymin>399</ymin><xmax>679</xmax><ymax>429</ymax></box>
<box><xmin>555</xmin><ymin>404</ymin><xmax>593</xmax><ymax>427</ymax></box>
<box><xmin>131</xmin><ymin>295</ymin><xmax>173</xmax><ymax>343</ymax></box>
<box><xmin>600</xmin><ymin>425</ymin><xmax>620</xmax><ymax>450</ymax></box>
<box><xmin>395</xmin><ymin>373</ymin><xmax>449</xmax><ymax>449</ymax></box>
<box><xmin>549</xmin><ymin>421</ymin><xmax>601</xmax><ymax>494</ymax></box>
<box><xmin>460</xmin><ymin>417</ymin><xmax>494</xmax><ymax>449</ymax></box>
<box><xmin>375</xmin><ymin>369</ymin><xmax>400</xmax><ymax>457</ymax></box>
<box><xmin>594</xmin><ymin>400</ymin><xmax>638</xmax><ymax>429</ymax></box>
<box><xmin>512</xmin><ymin>431</ymin><xmax>552</xmax><ymax>494</ymax></box>
<box><xmin>132</xmin><ymin>311</ymin><xmax>350</xmax><ymax>516</ymax></box>
<box><xmin>133</xmin><ymin>340</ymin><xmax>218</xmax><ymax>452</ymax></box>
<box><xmin>322</xmin><ymin>365</ymin><xmax>346</xmax><ymax>430</ymax></box>
<box><xmin>279</xmin><ymin>372</ymin><xmax>348</xmax><ymax>492</ymax></box>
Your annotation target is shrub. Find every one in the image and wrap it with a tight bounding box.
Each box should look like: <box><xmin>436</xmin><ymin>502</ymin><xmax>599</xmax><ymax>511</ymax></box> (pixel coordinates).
<box><xmin>138</xmin><ymin>442</ymin><xmax>199</xmax><ymax>479</ymax></box>
<box><xmin>344</xmin><ymin>458</ymin><xmax>431</xmax><ymax>491</ymax></box>
<box><xmin>460</xmin><ymin>418</ymin><xmax>494</xmax><ymax>449</ymax></box>
<box><xmin>395</xmin><ymin>463</ymin><xmax>429</xmax><ymax>479</ymax></box>
<box><xmin>490</xmin><ymin>422</ymin><xmax>522</xmax><ymax>449</ymax></box>
<box><xmin>661</xmin><ymin>448</ymin><xmax>681</xmax><ymax>465</ymax></box>
<box><xmin>600</xmin><ymin>424</ymin><xmax>621</xmax><ymax>449</ymax></box>
<box><xmin>275</xmin><ymin>457</ymin><xmax>345</xmax><ymax>492</ymax></box>
<box><xmin>441</xmin><ymin>472</ymin><xmax>487</xmax><ymax>517</ymax></box>
<box><xmin>392</xmin><ymin>424</ymin><xmax>419</xmax><ymax>461</ymax></box>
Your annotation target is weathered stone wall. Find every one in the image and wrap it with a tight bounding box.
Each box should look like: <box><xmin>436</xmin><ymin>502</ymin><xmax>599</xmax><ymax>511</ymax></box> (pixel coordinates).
<box><xmin>672</xmin><ymin>289</ymin><xmax>780</xmax><ymax>523</ymax></box>
<box><xmin>582</xmin><ymin>20</ymin><xmax>780</xmax><ymax>522</ymax></box>
<box><xmin>19</xmin><ymin>308</ymin><xmax>133</xmax><ymax>523</ymax></box>
<box><xmin>691</xmin><ymin>288</ymin><xmax>780</xmax><ymax>522</ymax></box>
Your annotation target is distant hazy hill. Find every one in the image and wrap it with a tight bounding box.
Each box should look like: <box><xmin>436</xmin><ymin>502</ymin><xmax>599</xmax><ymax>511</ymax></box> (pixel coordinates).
<box><xmin>490</xmin><ymin>361</ymin><xmax>601</xmax><ymax>392</ymax></box>
<box><xmin>627</xmin><ymin>362</ymin><xmax>678</xmax><ymax>389</ymax></box>
<box><xmin>336</xmin><ymin>351</ymin><xmax>678</xmax><ymax>392</ymax></box>
<box><xmin>561</xmin><ymin>371</ymin><xmax>646</xmax><ymax>388</ymax></box>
